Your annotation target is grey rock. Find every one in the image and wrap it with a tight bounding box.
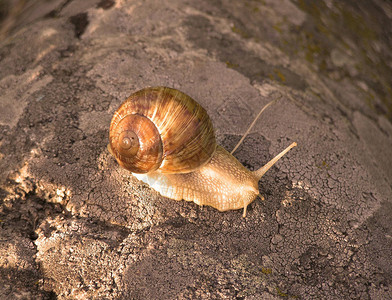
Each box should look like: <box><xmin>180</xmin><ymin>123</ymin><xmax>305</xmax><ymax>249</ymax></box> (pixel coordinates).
<box><xmin>0</xmin><ymin>0</ymin><xmax>391</xmax><ymax>299</ymax></box>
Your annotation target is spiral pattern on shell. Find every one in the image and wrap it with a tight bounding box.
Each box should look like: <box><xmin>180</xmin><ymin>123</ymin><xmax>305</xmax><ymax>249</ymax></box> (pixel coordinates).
<box><xmin>109</xmin><ymin>87</ymin><xmax>217</xmax><ymax>174</ymax></box>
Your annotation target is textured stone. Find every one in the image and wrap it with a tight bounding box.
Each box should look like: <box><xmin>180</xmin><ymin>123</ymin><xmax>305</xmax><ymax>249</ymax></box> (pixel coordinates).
<box><xmin>0</xmin><ymin>0</ymin><xmax>391</xmax><ymax>299</ymax></box>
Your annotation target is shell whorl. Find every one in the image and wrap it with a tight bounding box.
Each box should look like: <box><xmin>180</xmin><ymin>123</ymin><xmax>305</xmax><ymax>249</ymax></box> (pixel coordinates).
<box><xmin>109</xmin><ymin>113</ymin><xmax>163</xmax><ymax>173</ymax></box>
<box><xmin>109</xmin><ymin>87</ymin><xmax>217</xmax><ymax>174</ymax></box>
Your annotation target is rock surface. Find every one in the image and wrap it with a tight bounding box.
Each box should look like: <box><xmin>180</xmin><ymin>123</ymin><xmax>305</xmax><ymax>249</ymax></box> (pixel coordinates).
<box><xmin>1</xmin><ymin>0</ymin><xmax>392</xmax><ymax>299</ymax></box>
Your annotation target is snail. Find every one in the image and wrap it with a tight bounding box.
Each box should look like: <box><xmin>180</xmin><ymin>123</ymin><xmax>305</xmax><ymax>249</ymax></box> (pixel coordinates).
<box><xmin>108</xmin><ymin>86</ymin><xmax>296</xmax><ymax>217</ymax></box>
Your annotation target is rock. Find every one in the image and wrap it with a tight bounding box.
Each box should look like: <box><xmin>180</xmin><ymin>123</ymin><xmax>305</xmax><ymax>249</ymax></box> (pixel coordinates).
<box><xmin>0</xmin><ymin>0</ymin><xmax>391</xmax><ymax>299</ymax></box>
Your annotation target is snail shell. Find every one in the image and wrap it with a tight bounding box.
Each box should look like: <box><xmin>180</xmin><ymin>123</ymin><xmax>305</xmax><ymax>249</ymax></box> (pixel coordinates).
<box><xmin>109</xmin><ymin>87</ymin><xmax>216</xmax><ymax>174</ymax></box>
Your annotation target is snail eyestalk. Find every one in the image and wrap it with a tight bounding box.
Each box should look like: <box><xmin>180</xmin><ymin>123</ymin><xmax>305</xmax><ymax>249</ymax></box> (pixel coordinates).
<box><xmin>253</xmin><ymin>142</ymin><xmax>297</xmax><ymax>180</ymax></box>
<box><xmin>231</xmin><ymin>95</ymin><xmax>281</xmax><ymax>155</ymax></box>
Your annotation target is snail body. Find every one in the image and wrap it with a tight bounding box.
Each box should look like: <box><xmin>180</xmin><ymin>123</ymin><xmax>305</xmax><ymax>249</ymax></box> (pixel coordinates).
<box><xmin>109</xmin><ymin>87</ymin><xmax>296</xmax><ymax>217</ymax></box>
